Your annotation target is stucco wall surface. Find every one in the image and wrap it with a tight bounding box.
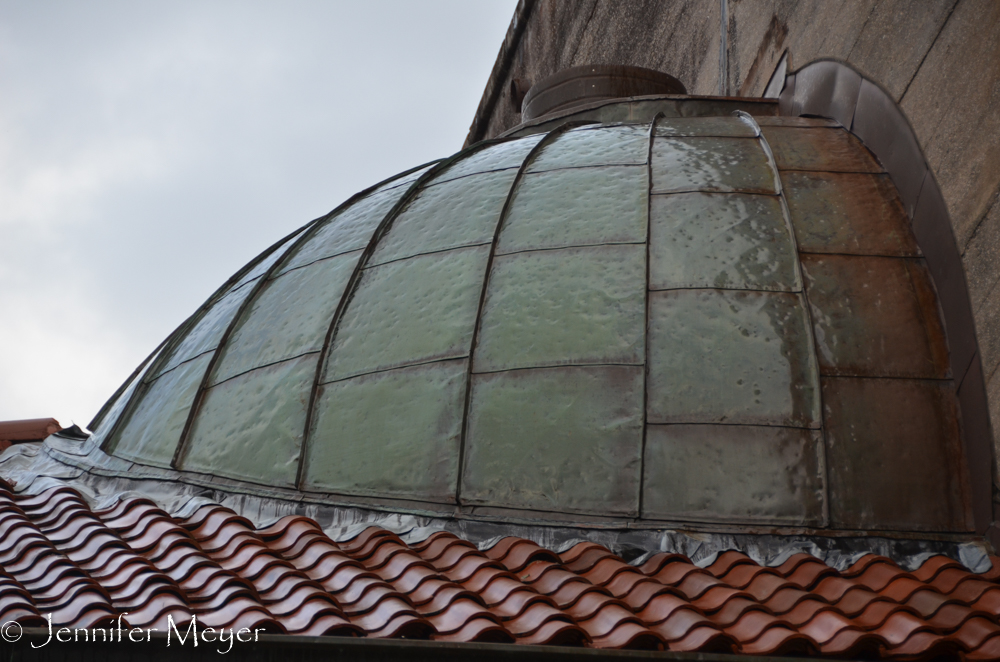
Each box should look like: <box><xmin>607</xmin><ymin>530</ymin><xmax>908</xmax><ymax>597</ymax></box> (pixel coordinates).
<box><xmin>469</xmin><ymin>0</ymin><xmax>1000</xmax><ymax>489</ymax></box>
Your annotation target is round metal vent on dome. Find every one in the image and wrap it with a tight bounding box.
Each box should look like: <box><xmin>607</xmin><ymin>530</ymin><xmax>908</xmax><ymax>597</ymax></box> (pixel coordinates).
<box><xmin>88</xmin><ymin>103</ymin><xmax>971</xmax><ymax>534</ymax></box>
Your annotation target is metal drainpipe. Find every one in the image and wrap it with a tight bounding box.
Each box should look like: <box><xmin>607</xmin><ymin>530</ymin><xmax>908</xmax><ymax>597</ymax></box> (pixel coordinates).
<box><xmin>719</xmin><ymin>0</ymin><xmax>729</xmax><ymax>96</ymax></box>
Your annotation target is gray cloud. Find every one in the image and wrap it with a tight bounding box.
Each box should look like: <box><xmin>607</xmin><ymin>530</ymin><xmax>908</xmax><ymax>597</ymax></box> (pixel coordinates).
<box><xmin>0</xmin><ymin>0</ymin><xmax>517</xmax><ymax>425</ymax></box>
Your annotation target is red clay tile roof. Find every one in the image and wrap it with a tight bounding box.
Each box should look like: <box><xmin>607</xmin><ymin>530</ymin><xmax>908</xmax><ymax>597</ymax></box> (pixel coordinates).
<box><xmin>2</xmin><ymin>484</ymin><xmax>1000</xmax><ymax>659</ymax></box>
<box><xmin>0</xmin><ymin>418</ymin><xmax>61</xmax><ymax>444</ymax></box>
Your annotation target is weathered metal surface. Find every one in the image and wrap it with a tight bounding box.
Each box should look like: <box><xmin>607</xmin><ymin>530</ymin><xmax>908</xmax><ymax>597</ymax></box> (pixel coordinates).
<box><xmin>324</xmin><ymin>245</ymin><xmax>488</xmax><ymax>382</ymax></box>
<box><xmin>81</xmin><ymin>95</ymin><xmax>981</xmax><ymax>536</ymax></box>
<box><xmin>958</xmin><ymin>354</ymin><xmax>994</xmax><ymax>534</ymax></box>
<box><xmin>276</xmin><ymin>184</ymin><xmax>415</xmax><ymax>275</ymax></box>
<box><xmin>87</xmin><ymin>346</ymin><xmax>162</xmax><ymax>449</ymax></box>
<box><xmin>852</xmin><ymin>79</ymin><xmax>928</xmax><ymax>217</ymax></box>
<box><xmin>823</xmin><ymin>377</ymin><xmax>972</xmax><ymax>532</ymax></box>
<box><xmin>527</xmin><ymin>125</ymin><xmax>649</xmax><ymax>172</ymax></box>
<box><xmin>651</xmin><ymin>137</ymin><xmax>778</xmax><ymax>194</ymax></box>
<box><xmin>782</xmin><ymin>171</ymin><xmax>920</xmax><ymax>256</ymax></box>
<box><xmin>788</xmin><ymin>60</ymin><xmax>862</xmax><ymax>130</ymax></box>
<box><xmin>474</xmin><ymin>244</ymin><xmax>645</xmax><ymax>372</ymax></box>
<box><xmin>521</xmin><ymin>64</ymin><xmax>686</xmax><ymax>121</ymax></box>
<box><xmin>434</xmin><ymin>134</ymin><xmax>543</xmax><ymax>183</ymax></box>
<box><xmin>654</xmin><ymin>115</ymin><xmax>758</xmax><ymax>138</ymax></box>
<box><xmin>182</xmin><ymin>355</ymin><xmax>314</xmax><ymax>487</ymax></box>
<box><xmin>801</xmin><ymin>254</ymin><xmax>951</xmax><ymax>379</ymax></box>
<box><xmin>151</xmin><ymin>284</ymin><xmax>257</xmax><ymax>380</ymax></box>
<box><xmin>305</xmin><ymin>360</ymin><xmax>467</xmax><ymax>502</ymax></box>
<box><xmin>774</xmin><ymin>59</ymin><xmax>995</xmax><ymax>534</ymax></box>
<box><xmin>761</xmin><ymin>126</ymin><xmax>881</xmax><ymax>173</ymax></box>
<box><xmin>462</xmin><ymin>365</ymin><xmax>643</xmax><ymax>515</ymax></box>
<box><xmin>646</xmin><ymin>289</ymin><xmax>820</xmax><ymax>427</ymax></box>
<box><xmin>233</xmin><ymin>228</ymin><xmax>309</xmax><ymax>290</ymax></box>
<box><xmin>643</xmin><ymin>424</ymin><xmax>825</xmax><ymax>526</ymax></box>
<box><xmin>649</xmin><ymin>192</ymin><xmax>798</xmax><ymax>292</ymax></box>
<box><xmin>212</xmin><ymin>250</ymin><xmax>361</xmax><ymax>384</ymax></box>
<box><xmin>504</xmin><ymin>97</ymin><xmax>779</xmax><ymax>140</ymax></box>
<box><xmin>754</xmin><ymin>116</ymin><xmax>840</xmax><ymax>128</ymax></box>
<box><xmin>109</xmin><ymin>353</ymin><xmax>213</xmax><ymax>467</ymax></box>
<box><xmin>911</xmin><ymin>168</ymin><xmax>979</xmax><ymax>388</ymax></box>
<box><xmin>497</xmin><ymin>165</ymin><xmax>647</xmax><ymax>254</ymax></box>
<box><xmin>369</xmin><ymin>169</ymin><xmax>518</xmax><ymax>266</ymax></box>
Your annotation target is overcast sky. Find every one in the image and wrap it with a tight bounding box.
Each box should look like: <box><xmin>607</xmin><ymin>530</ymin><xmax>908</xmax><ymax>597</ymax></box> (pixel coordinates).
<box><xmin>0</xmin><ymin>1</ymin><xmax>518</xmax><ymax>427</ymax></box>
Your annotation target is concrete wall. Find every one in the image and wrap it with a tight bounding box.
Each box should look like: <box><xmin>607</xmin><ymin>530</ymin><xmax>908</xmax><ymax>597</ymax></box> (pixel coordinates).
<box><xmin>468</xmin><ymin>0</ymin><xmax>1000</xmax><ymax>491</ymax></box>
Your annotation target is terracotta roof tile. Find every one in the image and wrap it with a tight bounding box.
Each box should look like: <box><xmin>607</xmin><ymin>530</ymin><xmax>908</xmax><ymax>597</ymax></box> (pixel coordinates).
<box><xmin>0</xmin><ymin>486</ymin><xmax>999</xmax><ymax>657</ymax></box>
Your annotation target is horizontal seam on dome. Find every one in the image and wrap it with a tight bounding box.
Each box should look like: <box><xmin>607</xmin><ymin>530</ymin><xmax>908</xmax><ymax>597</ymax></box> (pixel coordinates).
<box><xmin>647</xmin><ymin>285</ymin><xmax>803</xmax><ymax>294</ymax></box>
<box><xmin>646</xmin><ymin>421</ymin><xmax>821</xmax><ymax>431</ymax></box>
<box><xmin>365</xmin><ymin>242</ymin><xmax>493</xmax><ymax>269</ymax></box>
<box><xmin>470</xmin><ymin>362</ymin><xmax>645</xmax><ymax>376</ymax></box>
<box><xmin>493</xmin><ymin>241</ymin><xmax>646</xmax><ymax>258</ymax></box>
<box><xmin>273</xmin><ymin>247</ymin><xmax>364</xmax><ymax>278</ymax></box>
<box><xmin>206</xmin><ymin>350</ymin><xmax>322</xmax><ymax>388</ymax></box>
<box><xmin>323</xmin><ymin>355</ymin><xmax>471</xmax><ymax>385</ymax></box>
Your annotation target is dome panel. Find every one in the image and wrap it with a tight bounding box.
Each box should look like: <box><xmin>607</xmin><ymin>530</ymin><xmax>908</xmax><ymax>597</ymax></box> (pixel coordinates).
<box><xmin>324</xmin><ymin>245</ymin><xmax>488</xmax><ymax>382</ymax></box>
<box><xmin>368</xmin><ymin>167</ymin><xmax>518</xmax><ymax>266</ymax></box>
<box><xmin>474</xmin><ymin>244</ymin><xmax>646</xmax><ymax>372</ymax></box>
<box><xmin>109</xmin><ymin>352</ymin><xmax>212</xmax><ymax>466</ymax></box>
<box><xmin>433</xmin><ymin>133</ymin><xmax>543</xmax><ymax>183</ymax></box>
<box><xmin>647</xmin><ymin>289</ymin><xmax>820</xmax><ymax>427</ymax></box>
<box><xmin>306</xmin><ymin>359</ymin><xmax>467</xmax><ymax>501</ymax></box>
<box><xmin>497</xmin><ymin>164</ymin><xmax>647</xmax><ymax>254</ymax></box>
<box><xmin>211</xmin><ymin>249</ymin><xmax>361</xmax><ymax>384</ymax></box>
<box><xmin>802</xmin><ymin>254</ymin><xmax>950</xmax><ymax>379</ymax></box>
<box><xmin>761</xmin><ymin>126</ymin><xmax>880</xmax><ymax>173</ymax></box>
<box><xmin>276</xmin><ymin>181</ymin><xmax>414</xmax><ymax>275</ymax></box>
<box><xmin>527</xmin><ymin>125</ymin><xmax>649</xmax><ymax>172</ymax></box>
<box><xmin>462</xmin><ymin>364</ymin><xmax>643</xmax><ymax>515</ymax></box>
<box><xmin>655</xmin><ymin>115</ymin><xmax>758</xmax><ymax>138</ymax></box>
<box><xmin>231</xmin><ymin>228</ymin><xmax>309</xmax><ymax>289</ymax></box>
<box><xmin>649</xmin><ymin>192</ymin><xmax>799</xmax><ymax>292</ymax></box>
<box><xmin>781</xmin><ymin>171</ymin><xmax>920</xmax><ymax>256</ymax></box>
<box><xmin>651</xmin><ymin>136</ymin><xmax>777</xmax><ymax>194</ymax></box>
<box><xmin>181</xmin><ymin>353</ymin><xmax>313</xmax><ymax>485</ymax></box>
<box><xmin>824</xmin><ymin>377</ymin><xmax>967</xmax><ymax>530</ymax></box>
<box><xmin>643</xmin><ymin>424</ymin><xmax>825</xmax><ymax>524</ymax></box>
<box><xmin>151</xmin><ymin>280</ymin><xmax>256</xmax><ymax>380</ymax></box>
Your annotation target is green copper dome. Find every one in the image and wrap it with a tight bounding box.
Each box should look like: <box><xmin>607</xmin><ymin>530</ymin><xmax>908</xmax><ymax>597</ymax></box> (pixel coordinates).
<box><xmin>88</xmin><ymin>103</ymin><xmax>971</xmax><ymax>533</ymax></box>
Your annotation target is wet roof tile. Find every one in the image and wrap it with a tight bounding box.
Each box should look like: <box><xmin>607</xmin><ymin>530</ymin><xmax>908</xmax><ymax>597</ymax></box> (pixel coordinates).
<box><xmin>0</xmin><ymin>485</ymin><xmax>999</xmax><ymax>658</ymax></box>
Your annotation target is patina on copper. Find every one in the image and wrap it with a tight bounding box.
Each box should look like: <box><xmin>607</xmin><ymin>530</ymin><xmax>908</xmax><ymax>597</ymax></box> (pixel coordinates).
<box><xmin>520</xmin><ymin>65</ymin><xmax>686</xmax><ymax>121</ymax></box>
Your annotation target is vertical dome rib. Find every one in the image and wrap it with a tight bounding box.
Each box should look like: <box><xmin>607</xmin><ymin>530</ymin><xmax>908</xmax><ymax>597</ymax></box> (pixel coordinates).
<box><xmin>638</xmin><ymin>113</ymin><xmax>665</xmax><ymax>520</ymax></box>
<box><xmin>754</xmin><ymin>112</ymin><xmax>830</xmax><ymax>527</ymax></box>
<box><xmin>87</xmin><ymin>337</ymin><xmax>167</xmax><ymax>436</ymax></box>
<box><xmin>642</xmin><ymin>113</ymin><xmax>822</xmax><ymax>525</ymax></box>
<box><xmin>97</xmin><ymin>223</ymin><xmax>313</xmax><ymax>462</ymax></box>
<box><xmin>461</xmin><ymin>122</ymin><xmax>652</xmax><ymax>516</ymax></box>
<box><xmin>169</xmin><ymin>162</ymin><xmax>441</xmax><ymax>477</ymax></box>
<box><xmin>455</xmin><ymin>122</ymin><xmax>584</xmax><ymax>507</ymax></box>
<box><xmin>295</xmin><ymin>137</ymin><xmax>535</xmax><ymax>495</ymax></box>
